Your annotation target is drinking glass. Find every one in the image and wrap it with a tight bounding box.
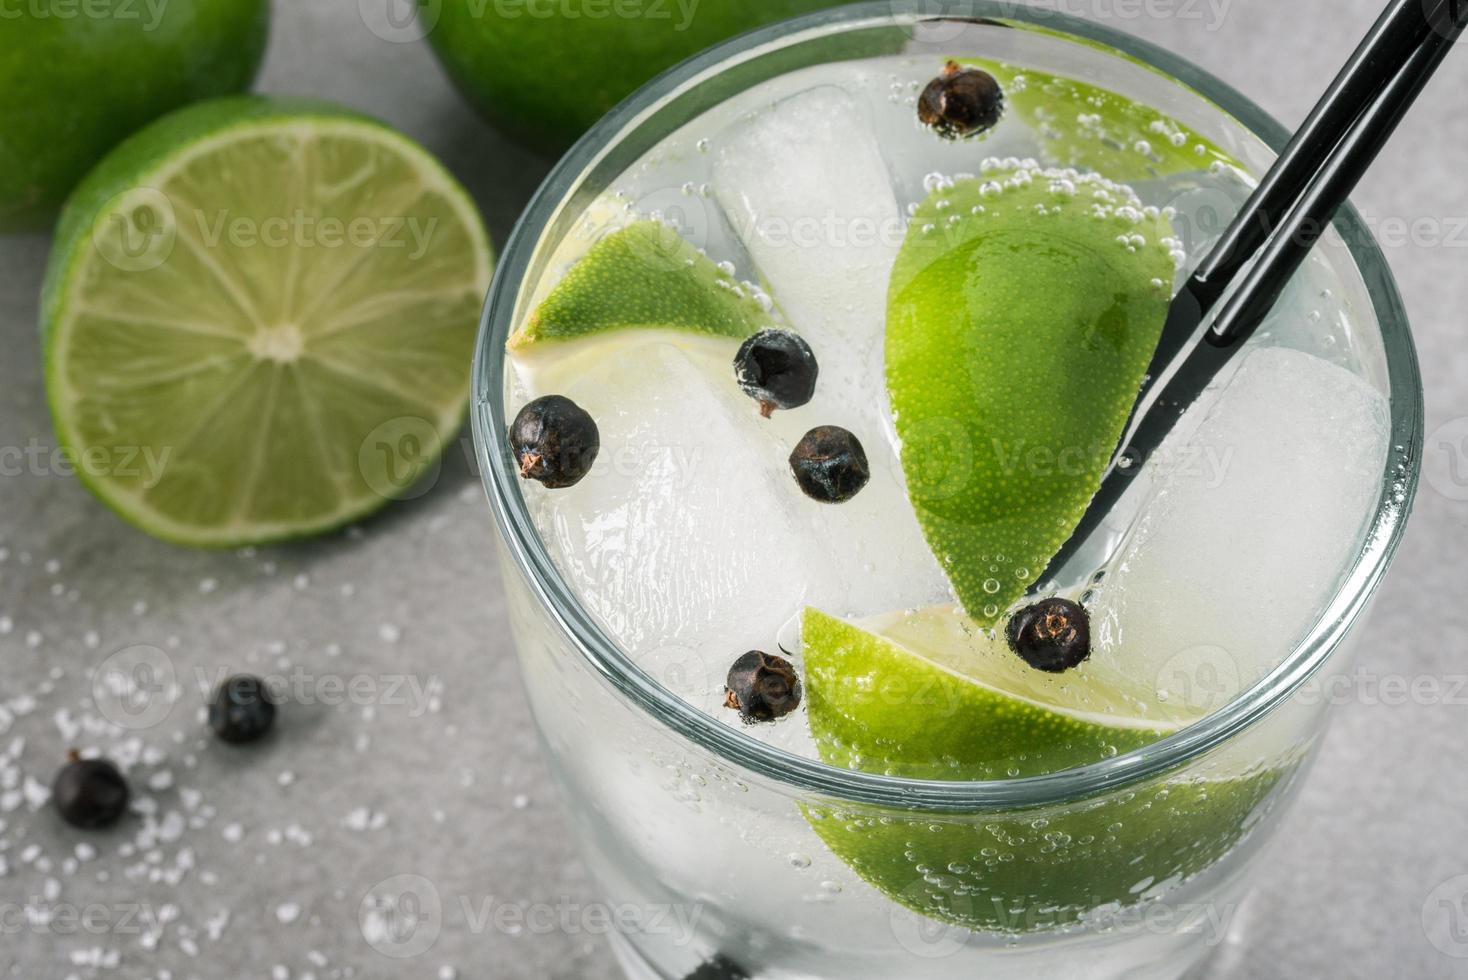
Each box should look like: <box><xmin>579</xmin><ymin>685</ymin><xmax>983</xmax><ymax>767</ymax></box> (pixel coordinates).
<box><xmin>470</xmin><ymin>5</ymin><xmax>1422</xmax><ymax>977</ymax></box>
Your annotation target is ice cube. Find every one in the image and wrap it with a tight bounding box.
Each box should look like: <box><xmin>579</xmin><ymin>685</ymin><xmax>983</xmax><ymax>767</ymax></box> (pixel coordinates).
<box><xmin>519</xmin><ymin>334</ymin><xmax>820</xmax><ymax>715</ymax></box>
<box><xmin>712</xmin><ymin>86</ymin><xmax>901</xmax><ymax>406</ymax></box>
<box><xmin>710</xmin><ymin>87</ymin><xmax>952</xmax><ymax>618</ymax></box>
<box><xmin>1090</xmin><ymin>346</ymin><xmax>1390</xmax><ymax>711</ymax></box>
<box><xmin>764</xmin><ymin>405</ymin><xmax>955</xmax><ymax>621</ymax></box>
<box><xmin>516</xmin><ymin>328</ymin><xmax>953</xmax><ymax>722</ymax></box>
<box><xmin>871</xmin><ymin>64</ymin><xmax>1045</xmax><ymax>212</ymax></box>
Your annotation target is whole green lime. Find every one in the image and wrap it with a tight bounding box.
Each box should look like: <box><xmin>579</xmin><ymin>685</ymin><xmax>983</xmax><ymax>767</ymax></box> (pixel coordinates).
<box><xmin>0</xmin><ymin>0</ymin><xmax>269</xmax><ymax>232</ymax></box>
<box><xmin>424</xmin><ymin>0</ymin><xmax>849</xmax><ymax>147</ymax></box>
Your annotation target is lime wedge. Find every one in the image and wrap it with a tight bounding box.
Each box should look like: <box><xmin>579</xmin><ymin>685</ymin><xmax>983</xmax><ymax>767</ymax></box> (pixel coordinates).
<box><xmin>801</xmin><ymin>605</ymin><xmax>1292</xmax><ymax>933</ymax></box>
<box><xmin>886</xmin><ymin>167</ymin><xmax>1175</xmax><ymax>622</ymax></box>
<box><xmin>42</xmin><ymin>97</ymin><xmax>493</xmax><ymax>547</ymax></box>
<box><xmin>803</xmin><ymin>606</ymin><xmax>1185</xmax><ymax>780</ymax></box>
<box><xmin>965</xmin><ymin>58</ymin><xmax>1244</xmax><ymax>180</ymax></box>
<box><xmin>803</xmin><ymin>766</ymin><xmax>1286</xmax><ymax>935</ymax></box>
<box><xmin>508</xmin><ymin>220</ymin><xmax>770</xmax><ymax>349</ymax></box>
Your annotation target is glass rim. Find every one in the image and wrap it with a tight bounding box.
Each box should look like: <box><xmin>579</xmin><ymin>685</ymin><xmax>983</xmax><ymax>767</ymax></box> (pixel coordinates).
<box><xmin>470</xmin><ymin>0</ymin><xmax>1424</xmax><ymax>811</ymax></box>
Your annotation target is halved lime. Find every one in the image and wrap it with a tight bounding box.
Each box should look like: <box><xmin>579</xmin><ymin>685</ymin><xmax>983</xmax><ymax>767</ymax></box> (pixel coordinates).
<box><xmin>802</xmin><ymin>605</ymin><xmax>1292</xmax><ymax>933</ymax></box>
<box><xmin>42</xmin><ymin>97</ymin><xmax>493</xmax><ymax>547</ymax></box>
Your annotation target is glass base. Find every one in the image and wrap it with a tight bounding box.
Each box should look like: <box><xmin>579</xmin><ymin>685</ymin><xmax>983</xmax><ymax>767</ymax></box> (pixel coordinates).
<box><xmin>605</xmin><ymin>896</ymin><xmax>1256</xmax><ymax>980</ymax></box>
<box><xmin>1181</xmin><ymin>892</ymin><xmax>1258</xmax><ymax>980</ymax></box>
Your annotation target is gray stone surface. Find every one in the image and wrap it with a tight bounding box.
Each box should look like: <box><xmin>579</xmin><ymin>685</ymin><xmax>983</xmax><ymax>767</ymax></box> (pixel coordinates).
<box><xmin>2</xmin><ymin>1</ymin><xmax>1466</xmax><ymax>977</ymax></box>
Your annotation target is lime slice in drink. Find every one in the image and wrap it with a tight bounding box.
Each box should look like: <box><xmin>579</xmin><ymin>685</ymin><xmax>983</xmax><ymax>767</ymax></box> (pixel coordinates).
<box><xmin>887</xmin><ymin>167</ymin><xmax>1175</xmax><ymax>622</ymax></box>
<box><xmin>801</xmin><ymin>605</ymin><xmax>1292</xmax><ymax>933</ymax></box>
<box><xmin>803</xmin><ymin>606</ymin><xmax>1187</xmax><ymax>780</ymax></box>
<box><xmin>963</xmin><ymin>58</ymin><xmax>1244</xmax><ymax>180</ymax></box>
<box><xmin>42</xmin><ymin>97</ymin><xmax>493</xmax><ymax>547</ymax></box>
<box><xmin>508</xmin><ymin>220</ymin><xmax>771</xmax><ymax>350</ymax></box>
<box><xmin>504</xmin><ymin>249</ymin><xmax>818</xmax><ymax>670</ymax></box>
<box><xmin>506</xmin><ymin>219</ymin><xmax>782</xmax><ymax>424</ymax></box>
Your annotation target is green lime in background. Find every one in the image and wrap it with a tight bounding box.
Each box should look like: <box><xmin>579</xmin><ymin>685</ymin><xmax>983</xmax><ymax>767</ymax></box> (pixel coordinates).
<box><xmin>0</xmin><ymin>0</ymin><xmax>270</xmax><ymax>232</ymax></box>
<box><xmin>423</xmin><ymin>0</ymin><xmax>850</xmax><ymax>148</ymax></box>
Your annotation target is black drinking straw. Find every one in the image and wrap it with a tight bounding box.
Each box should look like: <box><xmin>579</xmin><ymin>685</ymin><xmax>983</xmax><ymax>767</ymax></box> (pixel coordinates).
<box><xmin>1039</xmin><ymin>0</ymin><xmax>1468</xmax><ymax>586</ymax></box>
